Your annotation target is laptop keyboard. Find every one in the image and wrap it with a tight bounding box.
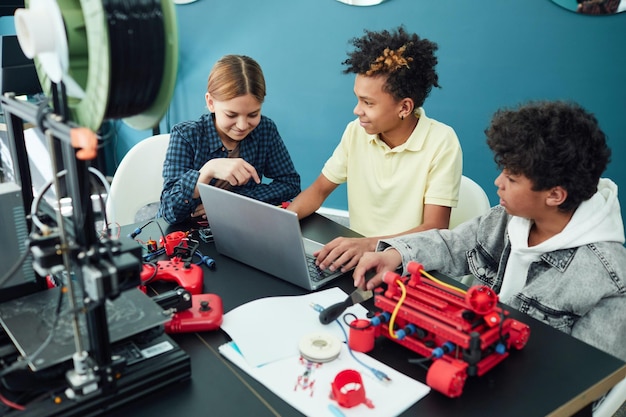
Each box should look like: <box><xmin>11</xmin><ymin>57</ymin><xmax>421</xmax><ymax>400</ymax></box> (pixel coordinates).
<box><xmin>306</xmin><ymin>255</ymin><xmax>335</xmax><ymax>282</ymax></box>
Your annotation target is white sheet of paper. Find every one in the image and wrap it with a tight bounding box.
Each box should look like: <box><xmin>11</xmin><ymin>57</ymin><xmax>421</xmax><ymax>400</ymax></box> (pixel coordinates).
<box><xmin>220</xmin><ymin>287</ymin><xmax>369</xmax><ymax>367</ymax></box>
<box><xmin>219</xmin><ymin>341</ymin><xmax>430</xmax><ymax>417</ymax></box>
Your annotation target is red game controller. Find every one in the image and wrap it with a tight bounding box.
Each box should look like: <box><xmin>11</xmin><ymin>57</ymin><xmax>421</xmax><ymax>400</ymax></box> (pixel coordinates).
<box><xmin>141</xmin><ymin>257</ymin><xmax>204</xmax><ymax>295</ymax></box>
<box><xmin>164</xmin><ymin>293</ymin><xmax>223</xmax><ymax>333</ymax></box>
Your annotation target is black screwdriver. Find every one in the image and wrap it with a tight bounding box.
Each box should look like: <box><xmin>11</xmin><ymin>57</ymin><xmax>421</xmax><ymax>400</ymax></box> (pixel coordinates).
<box><xmin>318</xmin><ymin>287</ymin><xmax>373</xmax><ymax>325</ymax></box>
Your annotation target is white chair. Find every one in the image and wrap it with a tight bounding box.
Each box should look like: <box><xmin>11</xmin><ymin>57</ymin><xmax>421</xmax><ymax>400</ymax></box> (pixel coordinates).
<box><xmin>594</xmin><ymin>376</ymin><xmax>626</xmax><ymax>417</ymax></box>
<box><xmin>105</xmin><ymin>133</ymin><xmax>170</xmax><ymax>226</ymax></box>
<box><xmin>319</xmin><ymin>175</ymin><xmax>491</xmax><ymax>232</ymax></box>
<box><xmin>449</xmin><ymin>175</ymin><xmax>492</xmax><ymax>229</ymax></box>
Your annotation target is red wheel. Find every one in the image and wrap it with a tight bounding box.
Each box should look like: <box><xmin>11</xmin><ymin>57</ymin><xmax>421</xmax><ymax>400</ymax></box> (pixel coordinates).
<box><xmin>465</xmin><ymin>285</ymin><xmax>499</xmax><ymax>314</ymax></box>
<box><xmin>426</xmin><ymin>360</ymin><xmax>467</xmax><ymax>398</ymax></box>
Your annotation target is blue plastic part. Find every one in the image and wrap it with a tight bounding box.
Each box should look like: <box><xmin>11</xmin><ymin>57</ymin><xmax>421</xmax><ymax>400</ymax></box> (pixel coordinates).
<box><xmin>495</xmin><ymin>342</ymin><xmax>507</xmax><ymax>354</ymax></box>
<box><xmin>433</xmin><ymin>341</ymin><xmax>456</xmax><ymax>358</ymax></box>
<box><xmin>370</xmin><ymin>311</ymin><xmax>391</xmax><ymax>326</ymax></box>
<box><xmin>404</xmin><ymin>323</ymin><xmax>417</xmax><ymax>335</ymax></box>
<box><xmin>396</xmin><ymin>324</ymin><xmax>417</xmax><ymax>340</ymax></box>
<box><xmin>202</xmin><ymin>256</ymin><xmax>216</xmax><ymax>269</ymax></box>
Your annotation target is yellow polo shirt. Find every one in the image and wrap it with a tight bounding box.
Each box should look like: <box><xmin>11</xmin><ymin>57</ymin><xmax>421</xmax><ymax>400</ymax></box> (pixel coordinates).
<box><xmin>322</xmin><ymin>108</ymin><xmax>462</xmax><ymax>237</ymax></box>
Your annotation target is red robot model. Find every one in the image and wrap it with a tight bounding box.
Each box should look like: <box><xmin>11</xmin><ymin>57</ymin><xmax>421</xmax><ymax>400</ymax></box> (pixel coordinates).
<box><xmin>365</xmin><ymin>261</ymin><xmax>530</xmax><ymax>398</ymax></box>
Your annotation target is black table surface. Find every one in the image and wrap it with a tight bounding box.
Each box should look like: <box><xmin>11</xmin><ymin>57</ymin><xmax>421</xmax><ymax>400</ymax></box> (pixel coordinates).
<box><xmin>108</xmin><ymin>214</ymin><xmax>626</xmax><ymax>417</ymax></box>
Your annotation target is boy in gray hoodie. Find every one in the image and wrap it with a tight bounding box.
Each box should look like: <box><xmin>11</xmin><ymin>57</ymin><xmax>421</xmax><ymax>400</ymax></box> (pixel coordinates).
<box><xmin>353</xmin><ymin>100</ymin><xmax>626</xmax><ymax>362</ymax></box>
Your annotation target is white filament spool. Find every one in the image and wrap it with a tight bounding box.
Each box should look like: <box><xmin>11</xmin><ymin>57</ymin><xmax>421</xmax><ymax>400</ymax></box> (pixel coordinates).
<box><xmin>299</xmin><ymin>333</ymin><xmax>342</xmax><ymax>363</ymax></box>
<box><xmin>14</xmin><ymin>0</ymin><xmax>84</xmax><ymax>98</ymax></box>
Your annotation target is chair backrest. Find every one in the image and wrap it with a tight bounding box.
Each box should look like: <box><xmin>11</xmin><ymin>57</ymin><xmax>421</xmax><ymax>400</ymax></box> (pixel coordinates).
<box><xmin>449</xmin><ymin>175</ymin><xmax>492</xmax><ymax>229</ymax></box>
<box><xmin>106</xmin><ymin>133</ymin><xmax>170</xmax><ymax>226</ymax></box>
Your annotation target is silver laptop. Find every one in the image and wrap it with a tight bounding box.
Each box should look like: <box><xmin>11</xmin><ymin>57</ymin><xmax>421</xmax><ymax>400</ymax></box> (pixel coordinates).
<box><xmin>198</xmin><ymin>183</ymin><xmax>346</xmax><ymax>290</ymax></box>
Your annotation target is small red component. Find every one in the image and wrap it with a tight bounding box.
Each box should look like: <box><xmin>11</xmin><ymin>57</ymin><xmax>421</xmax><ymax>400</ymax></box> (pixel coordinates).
<box><xmin>348</xmin><ymin>319</ymin><xmax>375</xmax><ymax>353</ymax></box>
<box><xmin>330</xmin><ymin>369</ymin><xmax>374</xmax><ymax>409</ymax></box>
<box><xmin>160</xmin><ymin>231</ymin><xmax>187</xmax><ymax>256</ymax></box>
<box><xmin>164</xmin><ymin>293</ymin><xmax>223</xmax><ymax>333</ymax></box>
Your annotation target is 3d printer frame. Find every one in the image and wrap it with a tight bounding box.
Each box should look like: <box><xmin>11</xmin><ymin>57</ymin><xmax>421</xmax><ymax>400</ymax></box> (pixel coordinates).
<box><xmin>0</xmin><ymin>91</ymin><xmax>143</xmax><ymax>397</ymax></box>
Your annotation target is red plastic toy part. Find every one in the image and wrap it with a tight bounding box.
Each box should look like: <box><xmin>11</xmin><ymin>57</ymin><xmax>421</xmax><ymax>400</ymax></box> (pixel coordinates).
<box><xmin>426</xmin><ymin>359</ymin><xmax>468</xmax><ymax>398</ymax></box>
<box><xmin>160</xmin><ymin>231</ymin><xmax>187</xmax><ymax>256</ymax></box>
<box><xmin>164</xmin><ymin>293</ymin><xmax>223</xmax><ymax>333</ymax></box>
<box><xmin>330</xmin><ymin>369</ymin><xmax>374</xmax><ymax>409</ymax></box>
<box><xmin>348</xmin><ymin>319</ymin><xmax>375</xmax><ymax>353</ymax></box>
<box><xmin>507</xmin><ymin>319</ymin><xmax>531</xmax><ymax>350</ymax></box>
<box><xmin>140</xmin><ymin>258</ymin><xmax>204</xmax><ymax>294</ymax></box>
<box><xmin>465</xmin><ymin>285</ymin><xmax>499</xmax><ymax>315</ymax></box>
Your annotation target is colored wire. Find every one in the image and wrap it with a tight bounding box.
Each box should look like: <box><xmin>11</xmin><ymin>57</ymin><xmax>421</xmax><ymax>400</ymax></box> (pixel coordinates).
<box><xmin>101</xmin><ymin>221</ymin><xmax>121</xmax><ymax>240</ymax></box>
<box><xmin>420</xmin><ymin>269</ymin><xmax>467</xmax><ymax>295</ymax></box>
<box><xmin>388</xmin><ymin>279</ymin><xmax>407</xmax><ymax>339</ymax></box>
<box><xmin>0</xmin><ymin>392</ymin><xmax>25</xmax><ymax>411</ymax></box>
<box><xmin>336</xmin><ymin>315</ymin><xmax>390</xmax><ymax>382</ymax></box>
<box><xmin>310</xmin><ymin>303</ymin><xmax>390</xmax><ymax>382</ymax></box>
<box><xmin>143</xmin><ymin>247</ymin><xmax>165</xmax><ymax>262</ymax></box>
<box><xmin>193</xmin><ymin>250</ymin><xmax>216</xmax><ymax>269</ymax></box>
<box><xmin>30</xmin><ymin>167</ymin><xmax>111</xmax><ymax>236</ymax></box>
<box><xmin>129</xmin><ymin>219</ymin><xmax>166</xmax><ymax>247</ymax></box>
<box><xmin>408</xmin><ymin>355</ymin><xmax>433</xmax><ymax>370</ymax></box>
<box><xmin>30</xmin><ymin>169</ymin><xmax>66</xmax><ymax>234</ymax></box>
<box><xmin>140</xmin><ymin>261</ymin><xmax>158</xmax><ymax>284</ymax></box>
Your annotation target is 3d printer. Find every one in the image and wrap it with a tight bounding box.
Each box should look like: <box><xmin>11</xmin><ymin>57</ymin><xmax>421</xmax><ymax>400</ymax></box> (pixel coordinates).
<box><xmin>0</xmin><ymin>0</ymin><xmax>190</xmax><ymax>415</ymax></box>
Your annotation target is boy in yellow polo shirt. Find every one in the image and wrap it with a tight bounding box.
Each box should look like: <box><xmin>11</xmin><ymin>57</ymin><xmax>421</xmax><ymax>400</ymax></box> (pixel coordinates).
<box><xmin>288</xmin><ymin>26</ymin><xmax>462</xmax><ymax>273</ymax></box>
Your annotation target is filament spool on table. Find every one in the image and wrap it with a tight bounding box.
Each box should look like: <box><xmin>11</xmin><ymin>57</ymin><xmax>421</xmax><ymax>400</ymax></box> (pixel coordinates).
<box><xmin>16</xmin><ymin>0</ymin><xmax>178</xmax><ymax>131</ymax></box>
<box><xmin>298</xmin><ymin>333</ymin><xmax>342</xmax><ymax>363</ymax></box>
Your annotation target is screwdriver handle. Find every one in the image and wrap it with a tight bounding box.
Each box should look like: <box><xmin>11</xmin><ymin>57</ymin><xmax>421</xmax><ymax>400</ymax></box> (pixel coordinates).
<box><xmin>319</xmin><ymin>297</ymin><xmax>352</xmax><ymax>325</ymax></box>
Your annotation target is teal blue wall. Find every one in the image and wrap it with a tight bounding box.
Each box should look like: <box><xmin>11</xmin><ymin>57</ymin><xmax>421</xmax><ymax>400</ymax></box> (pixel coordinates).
<box><xmin>6</xmin><ymin>1</ymin><xmax>626</xmax><ymax>221</ymax></box>
<box><xmin>0</xmin><ymin>17</ymin><xmax>15</xmax><ymax>35</ymax></box>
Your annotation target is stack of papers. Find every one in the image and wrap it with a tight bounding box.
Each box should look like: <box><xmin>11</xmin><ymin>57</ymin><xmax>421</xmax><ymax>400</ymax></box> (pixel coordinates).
<box><xmin>219</xmin><ymin>288</ymin><xmax>430</xmax><ymax>416</ymax></box>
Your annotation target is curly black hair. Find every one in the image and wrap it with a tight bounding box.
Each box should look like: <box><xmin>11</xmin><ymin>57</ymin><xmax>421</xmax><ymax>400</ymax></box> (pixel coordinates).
<box><xmin>486</xmin><ymin>101</ymin><xmax>611</xmax><ymax>212</ymax></box>
<box><xmin>342</xmin><ymin>26</ymin><xmax>439</xmax><ymax>108</ymax></box>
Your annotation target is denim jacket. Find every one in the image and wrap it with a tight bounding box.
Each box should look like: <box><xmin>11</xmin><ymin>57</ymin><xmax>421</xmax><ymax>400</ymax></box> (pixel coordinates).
<box><xmin>379</xmin><ymin>205</ymin><xmax>626</xmax><ymax>362</ymax></box>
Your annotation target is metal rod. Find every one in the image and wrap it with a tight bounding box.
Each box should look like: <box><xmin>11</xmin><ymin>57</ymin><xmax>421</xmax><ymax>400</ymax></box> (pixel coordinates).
<box><xmin>44</xmin><ymin>129</ymin><xmax>84</xmax><ymax>355</ymax></box>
